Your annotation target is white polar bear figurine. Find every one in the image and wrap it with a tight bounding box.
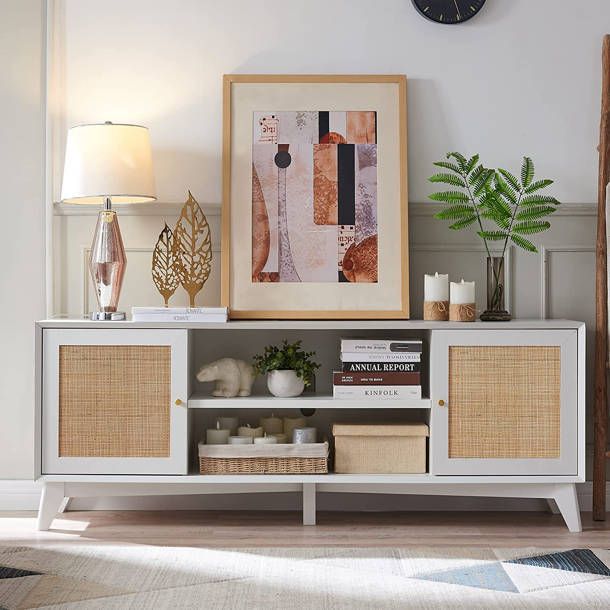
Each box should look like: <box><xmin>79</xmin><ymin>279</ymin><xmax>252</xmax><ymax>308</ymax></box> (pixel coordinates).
<box><xmin>196</xmin><ymin>358</ymin><xmax>255</xmax><ymax>398</ymax></box>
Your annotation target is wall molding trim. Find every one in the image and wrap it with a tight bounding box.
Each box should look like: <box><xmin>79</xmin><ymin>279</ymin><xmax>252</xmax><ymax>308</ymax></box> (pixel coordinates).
<box><xmin>54</xmin><ymin>201</ymin><xmax>221</xmax><ymax>217</ymax></box>
<box><xmin>409</xmin><ymin>202</ymin><xmax>597</xmax><ymax>217</ymax></box>
<box><xmin>53</xmin><ymin>202</ymin><xmax>595</xmax><ymax>218</ymax></box>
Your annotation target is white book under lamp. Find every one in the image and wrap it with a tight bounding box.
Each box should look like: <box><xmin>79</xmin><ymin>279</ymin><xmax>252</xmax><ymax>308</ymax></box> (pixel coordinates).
<box><xmin>60</xmin><ymin>122</ymin><xmax>156</xmax><ymax>320</ymax></box>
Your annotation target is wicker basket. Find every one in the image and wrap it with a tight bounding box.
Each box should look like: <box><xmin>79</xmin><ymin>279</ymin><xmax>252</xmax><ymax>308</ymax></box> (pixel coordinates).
<box><xmin>198</xmin><ymin>442</ymin><xmax>329</xmax><ymax>475</ymax></box>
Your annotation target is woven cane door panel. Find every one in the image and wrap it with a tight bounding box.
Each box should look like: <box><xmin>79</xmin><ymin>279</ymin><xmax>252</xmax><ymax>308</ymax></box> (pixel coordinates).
<box><xmin>58</xmin><ymin>345</ymin><xmax>171</xmax><ymax>458</ymax></box>
<box><xmin>448</xmin><ymin>346</ymin><xmax>560</xmax><ymax>459</ymax></box>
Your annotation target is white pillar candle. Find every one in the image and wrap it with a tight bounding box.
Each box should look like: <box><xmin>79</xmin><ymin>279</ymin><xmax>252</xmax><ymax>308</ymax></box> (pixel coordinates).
<box><xmin>218</xmin><ymin>416</ymin><xmax>239</xmax><ymax>436</ymax></box>
<box><xmin>238</xmin><ymin>425</ymin><xmax>263</xmax><ymax>439</ymax></box>
<box><xmin>283</xmin><ymin>417</ymin><xmax>306</xmax><ymax>439</ymax></box>
<box><xmin>270</xmin><ymin>433</ymin><xmax>288</xmax><ymax>444</ymax></box>
<box><xmin>260</xmin><ymin>413</ymin><xmax>283</xmax><ymax>435</ymax></box>
<box><xmin>292</xmin><ymin>427</ymin><xmax>317</xmax><ymax>444</ymax></box>
<box><xmin>228</xmin><ymin>435</ymin><xmax>253</xmax><ymax>445</ymax></box>
<box><xmin>206</xmin><ymin>421</ymin><xmax>230</xmax><ymax>445</ymax></box>
<box><xmin>450</xmin><ymin>279</ymin><xmax>475</xmax><ymax>304</ymax></box>
<box><xmin>424</xmin><ymin>272</ymin><xmax>449</xmax><ymax>301</ymax></box>
<box><xmin>253</xmin><ymin>435</ymin><xmax>278</xmax><ymax>445</ymax></box>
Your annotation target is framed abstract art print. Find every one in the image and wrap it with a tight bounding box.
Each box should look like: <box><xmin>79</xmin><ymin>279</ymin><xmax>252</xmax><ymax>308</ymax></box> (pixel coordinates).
<box><xmin>221</xmin><ymin>74</ymin><xmax>408</xmax><ymax>319</ymax></box>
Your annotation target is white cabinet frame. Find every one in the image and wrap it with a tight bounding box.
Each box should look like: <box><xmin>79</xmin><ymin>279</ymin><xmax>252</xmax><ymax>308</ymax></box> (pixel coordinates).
<box><xmin>430</xmin><ymin>329</ymin><xmax>580</xmax><ymax>476</ymax></box>
<box><xmin>42</xmin><ymin>329</ymin><xmax>188</xmax><ymax>475</ymax></box>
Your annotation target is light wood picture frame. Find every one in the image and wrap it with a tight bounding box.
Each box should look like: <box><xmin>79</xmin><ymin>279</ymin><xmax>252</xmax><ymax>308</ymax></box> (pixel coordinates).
<box><xmin>222</xmin><ymin>74</ymin><xmax>408</xmax><ymax>319</ymax></box>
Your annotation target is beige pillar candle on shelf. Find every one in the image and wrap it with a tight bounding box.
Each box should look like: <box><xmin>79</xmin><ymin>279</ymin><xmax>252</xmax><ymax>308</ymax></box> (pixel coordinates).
<box><xmin>238</xmin><ymin>424</ymin><xmax>263</xmax><ymax>439</ymax></box>
<box><xmin>283</xmin><ymin>417</ymin><xmax>306</xmax><ymax>439</ymax></box>
<box><xmin>206</xmin><ymin>420</ymin><xmax>230</xmax><ymax>445</ymax></box>
<box><xmin>450</xmin><ymin>279</ymin><xmax>476</xmax><ymax>322</ymax></box>
<box><xmin>253</xmin><ymin>435</ymin><xmax>278</xmax><ymax>445</ymax></box>
<box><xmin>260</xmin><ymin>413</ymin><xmax>283</xmax><ymax>435</ymax></box>
<box><xmin>218</xmin><ymin>416</ymin><xmax>239</xmax><ymax>436</ymax></box>
<box><xmin>270</xmin><ymin>433</ymin><xmax>288</xmax><ymax>444</ymax></box>
<box><xmin>424</xmin><ymin>272</ymin><xmax>449</xmax><ymax>321</ymax></box>
<box><xmin>228</xmin><ymin>435</ymin><xmax>252</xmax><ymax>445</ymax></box>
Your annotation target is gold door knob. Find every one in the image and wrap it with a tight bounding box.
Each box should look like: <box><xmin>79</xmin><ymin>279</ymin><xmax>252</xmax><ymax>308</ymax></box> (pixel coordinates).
<box><xmin>174</xmin><ymin>398</ymin><xmax>184</xmax><ymax>406</ymax></box>
<box><xmin>438</xmin><ymin>399</ymin><xmax>445</xmax><ymax>407</ymax></box>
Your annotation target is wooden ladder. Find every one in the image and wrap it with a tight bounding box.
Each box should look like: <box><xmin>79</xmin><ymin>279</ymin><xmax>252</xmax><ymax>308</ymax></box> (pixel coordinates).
<box><xmin>594</xmin><ymin>34</ymin><xmax>610</xmax><ymax>521</ymax></box>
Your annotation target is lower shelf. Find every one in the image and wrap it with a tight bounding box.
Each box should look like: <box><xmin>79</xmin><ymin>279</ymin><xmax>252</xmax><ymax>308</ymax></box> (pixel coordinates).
<box><xmin>39</xmin><ymin>473</ymin><xmax>584</xmax><ymax>484</ymax></box>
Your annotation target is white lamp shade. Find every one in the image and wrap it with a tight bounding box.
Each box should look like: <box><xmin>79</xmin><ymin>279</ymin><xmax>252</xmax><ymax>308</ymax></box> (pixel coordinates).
<box><xmin>61</xmin><ymin>122</ymin><xmax>156</xmax><ymax>204</ymax></box>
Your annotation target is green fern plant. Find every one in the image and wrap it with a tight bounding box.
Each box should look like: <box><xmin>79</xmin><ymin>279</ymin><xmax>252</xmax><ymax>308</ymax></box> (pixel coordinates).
<box><xmin>428</xmin><ymin>152</ymin><xmax>561</xmax><ymax>257</ymax></box>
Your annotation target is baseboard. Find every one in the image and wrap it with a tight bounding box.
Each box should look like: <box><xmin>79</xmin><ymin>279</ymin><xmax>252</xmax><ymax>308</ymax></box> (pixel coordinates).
<box><xmin>1</xmin><ymin>480</ymin><xmax>609</xmax><ymax>513</ymax></box>
<box><xmin>0</xmin><ymin>480</ymin><xmax>43</xmax><ymax>510</ymax></box>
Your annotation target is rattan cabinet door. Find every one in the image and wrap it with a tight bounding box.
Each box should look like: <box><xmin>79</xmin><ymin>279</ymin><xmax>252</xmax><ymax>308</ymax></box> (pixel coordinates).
<box><xmin>42</xmin><ymin>329</ymin><xmax>188</xmax><ymax>474</ymax></box>
<box><xmin>430</xmin><ymin>330</ymin><xmax>579</xmax><ymax>476</ymax></box>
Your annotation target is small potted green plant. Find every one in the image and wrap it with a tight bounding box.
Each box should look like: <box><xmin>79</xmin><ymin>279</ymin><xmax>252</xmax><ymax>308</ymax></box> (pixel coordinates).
<box><xmin>253</xmin><ymin>340</ymin><xmax>320</xmax><ymax>398</ymax></box>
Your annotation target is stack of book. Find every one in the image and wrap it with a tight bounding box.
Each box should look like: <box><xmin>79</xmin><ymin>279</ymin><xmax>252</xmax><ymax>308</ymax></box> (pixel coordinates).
<box><xmin>131</xmin><ymin>307</ymin><xmax>228</xmax><ymax>323</ymax></box>
<box><xmin>333</xmin><ymin>338</ymin><xmax>423</xmax><ymax>400</ymax></box>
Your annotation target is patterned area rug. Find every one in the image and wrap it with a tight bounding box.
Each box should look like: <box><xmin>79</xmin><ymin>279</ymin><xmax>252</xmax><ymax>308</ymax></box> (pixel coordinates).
<box><xmin>0</xmin><ymin>544</ymin><xmax>609</xmax><ymax>609</ymax></box>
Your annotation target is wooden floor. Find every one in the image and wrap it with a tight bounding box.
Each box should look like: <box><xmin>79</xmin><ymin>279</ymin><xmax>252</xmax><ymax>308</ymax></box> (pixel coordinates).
<box><xmin>1</xmin><ymin>510</ymin><xmax>610</xmax><ymax>548</ymax></box>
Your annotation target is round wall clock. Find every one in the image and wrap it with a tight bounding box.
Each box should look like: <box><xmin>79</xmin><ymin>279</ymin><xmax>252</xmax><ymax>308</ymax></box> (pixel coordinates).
<box><xmin>411</xmin><ymin>0</ymin><xmax>486</xmax><ymax>24</ymax></box>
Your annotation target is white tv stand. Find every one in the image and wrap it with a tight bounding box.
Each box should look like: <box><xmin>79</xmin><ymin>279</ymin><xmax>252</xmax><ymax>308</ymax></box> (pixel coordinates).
<box><xmin>35</xmin><ymin>319</ymin><xmax>585</xmax><ymax>532</ymax></box>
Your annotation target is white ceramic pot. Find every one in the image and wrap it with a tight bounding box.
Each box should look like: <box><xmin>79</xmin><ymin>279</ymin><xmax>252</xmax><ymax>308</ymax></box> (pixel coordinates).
<box><xmin>267</xmin><ymin>370</ymin><xmax>305</xmax><ymax>398</ymax></box>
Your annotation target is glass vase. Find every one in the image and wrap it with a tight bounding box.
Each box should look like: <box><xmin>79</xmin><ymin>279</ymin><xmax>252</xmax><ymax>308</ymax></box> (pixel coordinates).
<box><xmin>480</xmin><ymin>256</ymin><xmax>511</xmax><ymax>321</ymax></box>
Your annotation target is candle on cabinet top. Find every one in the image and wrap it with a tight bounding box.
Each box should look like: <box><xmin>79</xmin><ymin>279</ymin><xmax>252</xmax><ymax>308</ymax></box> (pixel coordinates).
<box><xmin>270</xmin><ymin>433</ymin><xmax>288</xmax><ymax>444</ymax></box>
<box><xmin>450</xmin><ymin>279</ymin><xmax>475</xmax><ymax>304</ymax></box>
<box><xmin>424</xmin><ymin>272</ymin><xmax>449</xmax><ymax>301</ymax></box>
<box><xmin>260</xmin><ymin>413</ymin><xmax>283</xmax><ymax>435</ymax></box>
<box><xmin>237</xmin><ymin>425</ymin><xmax>263</xmax><ymax>438</ymax></box>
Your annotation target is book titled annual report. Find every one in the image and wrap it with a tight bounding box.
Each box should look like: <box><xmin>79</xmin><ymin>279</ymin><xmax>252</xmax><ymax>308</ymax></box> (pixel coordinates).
<box><xmin>333</xmin><ymin>385</ymin><xmax>422</xmax><ymax>400</ymax></box>
<box><xmin>342</xmin><ymin>361</ymin><xmax>420</xmax><ymax>373</ymax></box>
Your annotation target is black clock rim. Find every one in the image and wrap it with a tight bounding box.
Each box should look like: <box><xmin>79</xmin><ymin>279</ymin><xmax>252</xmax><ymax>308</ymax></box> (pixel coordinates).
<box><xmin>411</xmin><ymin>0</ymin><xmax>486</xmax><ymax>24</ymax></box>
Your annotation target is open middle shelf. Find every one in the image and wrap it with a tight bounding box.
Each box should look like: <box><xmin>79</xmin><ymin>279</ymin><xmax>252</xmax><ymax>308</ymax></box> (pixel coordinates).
<box><xmin>187</xmin><ymin>393</ymin><xmax>431</xmax><ymax>409</ymax></box>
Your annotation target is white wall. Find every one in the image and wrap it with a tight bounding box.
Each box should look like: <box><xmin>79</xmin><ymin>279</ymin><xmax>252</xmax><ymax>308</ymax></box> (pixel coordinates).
<box><xmin>1</xmin><ymin>0</ymin><xmax>608</xmax><ymax>485</ymax></box>
<box><xmin>53</xmin><ymin>0</ymin><xmax>606</xmax><ymax>205</ymax></box>
<box><xmin>0</xmin><ymin>0</ymin><xmax>46</xmax><ymax>479</ymax></box>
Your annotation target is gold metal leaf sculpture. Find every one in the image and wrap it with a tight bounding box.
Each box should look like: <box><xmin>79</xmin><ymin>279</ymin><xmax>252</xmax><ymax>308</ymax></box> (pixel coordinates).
<box><xmin>151</xmin><ymin>223</ymin><xmax>180</xmax><ymax>306</ymax></box>
<box><xmin>172</xmin><ymin>191</ymin><xmax>212</xmax><ymax>307</ymax></box>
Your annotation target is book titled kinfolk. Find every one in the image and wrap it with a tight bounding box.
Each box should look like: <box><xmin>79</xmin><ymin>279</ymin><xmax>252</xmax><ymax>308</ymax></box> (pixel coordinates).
<box><xmin>340</xmin><ymin>339</ymin><xmax>423</xmax><ymax>353</ymax></box>
<box><xmin>333</xmin><ymin>385</ymin><xmax>422</xmax><ymax>400</ymax></box>
<box><xmin>131</xmin><ymin>307</ymin><xmax>228</xmax><ymax>322</ymax></box>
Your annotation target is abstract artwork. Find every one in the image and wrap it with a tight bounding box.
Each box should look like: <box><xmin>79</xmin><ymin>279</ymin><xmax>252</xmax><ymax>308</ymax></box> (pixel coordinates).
<box><xmin>223</xmin><ymin>74</ymin><xmax>408</xmax><ymax>319</ymax></box>
<box><xmin>251</xmin><ymin>111</ymin><xmax>378</xmax><ymax>283</ymax></box>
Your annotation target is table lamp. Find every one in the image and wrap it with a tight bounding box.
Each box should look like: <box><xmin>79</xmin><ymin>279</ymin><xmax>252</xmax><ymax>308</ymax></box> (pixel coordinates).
<box><xmin>60</xmin><ymin>122</ymin><xmax>156</xmax><ymax>320</ymax></box>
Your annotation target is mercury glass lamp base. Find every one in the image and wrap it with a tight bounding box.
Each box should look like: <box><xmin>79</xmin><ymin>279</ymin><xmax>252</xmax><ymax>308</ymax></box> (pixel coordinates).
<box><xmin>89</xmin><ymin>311</ymin><xmax>126</xmax><ymax>321</ymax></box>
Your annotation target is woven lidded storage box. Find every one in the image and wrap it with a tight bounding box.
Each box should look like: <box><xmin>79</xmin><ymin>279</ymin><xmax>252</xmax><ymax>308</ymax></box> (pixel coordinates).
<box><xmin>198</xmin><ymin>442</ymin><xmax>329</xmax><ymax>474</ymax></box>
<box><xmin>332</xmin><ymin>423</ymin><xmax>428</xmax><ymax>474</ymax></box>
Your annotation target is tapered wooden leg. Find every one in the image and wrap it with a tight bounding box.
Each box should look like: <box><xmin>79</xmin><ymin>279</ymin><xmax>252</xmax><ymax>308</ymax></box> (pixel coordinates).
<box><xmin>37</xmin><ymin>482</ymin><xmax>65</xmax><ymax>531</ymax></box>
<box><xmin>546</xmin><ymin>498</ymin><xmax>560</xmax><ymax>514</ymax></box>
<box><xmin>553</xmin><ymin>484</ymin><xmax>582</xmax><ymax>533</ymax></box>
<box><xmin>302</xmin><ymin>483</ymin><xmax>316</xmax><ymax>526</ymax></box>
